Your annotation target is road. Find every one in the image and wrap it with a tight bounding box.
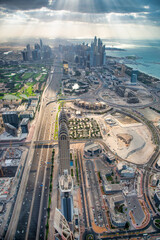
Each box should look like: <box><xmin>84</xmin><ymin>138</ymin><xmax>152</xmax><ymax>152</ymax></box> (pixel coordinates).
<box><xmin>85</xmin><ymin>160</ymin><xmax>107</xmax><ymax>227</ymax></box>
<box><xmin>4</xmin><ymin>60</ymin><xmax>62</xmax><ymax>240</ymax></box>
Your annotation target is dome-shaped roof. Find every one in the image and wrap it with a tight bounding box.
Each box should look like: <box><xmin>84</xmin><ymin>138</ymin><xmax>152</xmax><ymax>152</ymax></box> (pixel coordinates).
<box><xmin>58</xmin><ymin>122</ymin><xmax>69</xmax><ymax>137</ymax></box>
<box><xmin>59</xmin><ymin>109</ymin><xmax>68</xmax><ymax>126</ymax></box>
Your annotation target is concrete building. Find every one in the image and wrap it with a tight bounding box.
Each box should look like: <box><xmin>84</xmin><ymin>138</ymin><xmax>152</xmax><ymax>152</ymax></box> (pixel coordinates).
<box><xmin>84</xmin><ymin>141</ymin><xmax>102</xmax><ymax>157</ymax></box>
<box><xmin>104</xmin><ymin>183</ymin><xmax>122</xmax><ymax>194</ymax></box>
<box><xmin>59</xmin><ymin>170</ymin><xmax>74</xmax><ymax>223</ymax></box>
<box><xmin>131</xmin><ymin>70</ymin><xmax>138</xmax><ymax>85</ymax></box>
<box><xmin>20</xmin><ymin>111</ymin><xmax>34</xmax><ymax>120</ymax></box>
<box><xmin>105</xmin><ymin>152</ymin><xmax>115</xmax><ymax>163</ymax></box>
<box><xmin>54</xmin><ymin>208</ymin><xmax>73</xmax><ymax>240</ymax></box>
<box><xmin>59</xmin><ymin>170</ymin><xmax>73</xmax><ymax>193</ymax></box>
<box><xmin>156</xmin><ymin>158</ymin><xmax>160</xmax><ymax>169</ymax></box>
<box><xmin>58</xmin><ymin>109</ymin><xmax>70</xmax><ymax>175</ymax></box>
<box><xmin>59</xmin><ymin>108</ymin><xmax>68</xmax><ymax>126</ymax></box>
<box><xmin>106</xmin><ymin>194</ymin><xmax>128</xmax><ymax>228</ymax></box>
<box><xmin>120</xmin><ymin>168</ymin><xmax>135</xmax><ymax>178</ymax></box>
<box><xmin>4</xmin><ymin>123</ymin><xmax>17</xmax><ymax>136</ymax></box>
<box><xmin>117</xmin><ymin>162</ymin><xmax>135</xmax><ymax>179</ymax></box>
<box><xmin>2</xmin><ymin>111</ymin><xmax>19</xmax><ymax>128</ymax></box>
<box><xmin>154</xmin><ymin>191</ymin><xmax>160</xmax><ymax>207</ymax></box>
<box><xmin>20</xmin><ymin>118</ymin><xmax>29</xmax><ymax>133</ymax></box>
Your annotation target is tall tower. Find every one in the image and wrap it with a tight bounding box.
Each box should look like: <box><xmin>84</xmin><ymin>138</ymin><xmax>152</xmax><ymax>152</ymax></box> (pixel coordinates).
<box><xmin>94</xmin><ymin>36</ymin><xmax>97</xmax><ymax>47</ymax></box>
<box><xmin>58</xmin><ymin>109</ymin><xmax>70</xmax><ymax>175</ymax></box>
<box><xmin>40</xmin><ymin>39</ymin><xmax>43</xmax><ymax>49</ymax></box>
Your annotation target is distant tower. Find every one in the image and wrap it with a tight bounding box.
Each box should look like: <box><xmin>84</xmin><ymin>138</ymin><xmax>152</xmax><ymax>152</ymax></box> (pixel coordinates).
<box><xmin>94</xmin><ymin>36</ymin><xmax>97</xmax><ymax>47</ymax></box>
<box><xmin>58</xmin><ymin>109</ymin><xmax>70</xmax><ymax>175</ymax></box>
<box><xmin>131</xmin><ymin>69</ymin><xmax>138</xmax><ymax>85</ymax></box>
<box><xmin>26</xmin><ymin>44</ymin><xmax>31</xmax><ymax>60</ymax></box>
<box><xmin>40</xmin><ymin>39</ymin><xmax>43</xmax><ymax>49</ymax></box>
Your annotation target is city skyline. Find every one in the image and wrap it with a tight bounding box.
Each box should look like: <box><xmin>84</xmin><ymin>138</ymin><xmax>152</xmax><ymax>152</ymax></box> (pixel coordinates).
<box><xmin>0</xmin><ymin>0</ymin><xmax>160</xmax><ymax>41</ymax></box>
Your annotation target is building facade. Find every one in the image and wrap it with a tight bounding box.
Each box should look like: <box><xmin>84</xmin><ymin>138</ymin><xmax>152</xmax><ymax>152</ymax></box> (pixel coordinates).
<box><xmin>58</xmin><ymin>109</ymin><xmax>70</xmax><ymax>175</ymax></box>
<box><xmin>2</xmin><ymin>111</ymin><xmax>19</xmax><ymax>128</ymax></box>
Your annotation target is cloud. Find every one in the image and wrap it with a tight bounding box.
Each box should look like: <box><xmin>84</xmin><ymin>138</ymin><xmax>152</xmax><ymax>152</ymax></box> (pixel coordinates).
<box><xmin>0</xmin><ymin>6</ymin><xmax>159</xmax><ymax>27</ymax></box>
<box><xmin>0</xmin><ymin>0</ymin><xmax>160</xmax><ymax>40</ymax></box>
<box><xmin>0</xmin><ymin>0</ymin><xmax>159</xmax><ymax>13</ymax></box>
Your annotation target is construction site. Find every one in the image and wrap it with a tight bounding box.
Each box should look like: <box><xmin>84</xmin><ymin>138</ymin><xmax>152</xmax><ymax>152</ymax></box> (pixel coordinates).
<box><xmin>103</xmin><ymin>112</ymin><xmax>155</xmax><ymax>164</ymax></box>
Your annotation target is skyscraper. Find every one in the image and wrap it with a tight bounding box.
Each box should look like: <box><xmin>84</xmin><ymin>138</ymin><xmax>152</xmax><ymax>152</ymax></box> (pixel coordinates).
<box><xmin>2</xmin><ymin>111</ymin><xmax>19</xmax><ymax>128</ymax></box>
<box><xmin>58</xmin><ymin>109</ymin><xmax>70</xmax><ymax>175</ymax></box>
<box><xmin>131</xmin><ymin>70</ymin><xmax>138</xmax><ymax>85</ymax></box>
<box><xmin>40</xmin><ymin>39</ymin><xmax>43</xmax><ymax>50</ymax></box>
<box><xmin>90</xmin><ymin>36</ymin><xmax>106</xmax><ymax>67</ymax></box>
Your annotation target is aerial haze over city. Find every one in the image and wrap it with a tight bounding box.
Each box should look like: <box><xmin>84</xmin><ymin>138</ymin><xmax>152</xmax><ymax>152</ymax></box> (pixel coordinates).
<box><xmin>0</xmin><ymin>1</ymin><xmax>160</xmax><ymax>240</ymax></box>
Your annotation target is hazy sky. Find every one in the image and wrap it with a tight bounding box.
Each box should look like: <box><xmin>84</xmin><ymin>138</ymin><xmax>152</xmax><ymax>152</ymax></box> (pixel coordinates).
<box><xmin>0</xmin><ymin>0</ymin><xmax>160</xmax><ymax>41</ymax></box>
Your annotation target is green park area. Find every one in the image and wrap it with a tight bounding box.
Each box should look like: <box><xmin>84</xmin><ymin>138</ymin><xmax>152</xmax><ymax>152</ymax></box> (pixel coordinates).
<box><xmin>0</xmin><ymin>65</ymin><xmax>49</xmax><ymax>100</ymax></box>
<box><xmin>54</xmin><ymin>101</ymin><xmax>64</xmax><ymax>140</ymax></box>
<box><xmin>154</xmin><ymin>219</ymin><xmax>160</xmax><ymax>229</ymax></box>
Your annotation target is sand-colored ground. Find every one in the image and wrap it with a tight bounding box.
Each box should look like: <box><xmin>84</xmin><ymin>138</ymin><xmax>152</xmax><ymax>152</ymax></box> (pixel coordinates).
<box><xmin>103</xmin><ymin>115</ymin><xmax>155</xmax><ymax>164</ymax></box>
<box><xmin>92</xmin><ymin>221</ymin><xmax>107</xmax><ymax>234</ymax></box>
<box><xmin>138</xmin><ymin>107</ymin><xmax>160</xmax><ymax>123</ymax></box>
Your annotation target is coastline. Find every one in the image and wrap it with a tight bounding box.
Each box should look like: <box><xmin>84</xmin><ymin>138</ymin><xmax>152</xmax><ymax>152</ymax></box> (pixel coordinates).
<box><xmin>125</xmin><ymin>65</ymin><xmax>160</xmax><ymax>84</ymax></box>
<box><xmin>107</xmin><ymin>55</ymin><xmax>160</xmax><ymax>84</ymax></box>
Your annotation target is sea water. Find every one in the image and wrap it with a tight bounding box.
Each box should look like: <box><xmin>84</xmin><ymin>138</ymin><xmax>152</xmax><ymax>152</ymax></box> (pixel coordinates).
<box><xmin>104</xmin><ymin>39</ymin><xmax>160</xmax><ymax>79</ymax></box>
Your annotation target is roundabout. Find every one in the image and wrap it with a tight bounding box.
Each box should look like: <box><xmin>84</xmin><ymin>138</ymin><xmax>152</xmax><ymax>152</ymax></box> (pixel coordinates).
<box><xmin>83</xmin><ymin>230</ymin><xmax>96</xmax><ymax>240</ymax></box>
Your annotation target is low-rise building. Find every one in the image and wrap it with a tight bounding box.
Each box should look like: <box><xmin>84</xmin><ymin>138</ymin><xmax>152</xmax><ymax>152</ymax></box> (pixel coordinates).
<box><xmin>120</xmin><ymin>168</ymin><xmax>135</xmax><ymax>178</ymax></box>
<box><xmin>104</xmin><ymin>183</ymin><xmax>122</xmax><ymax>194</ymax></box>
<box><xmin>117</xmin><ymin>162</ymin><xmax>135</xmax><ymax>179</ymax></box>
<box><xmin>84</xmin><ymin>141</ymin><xmax>102</xmax><ymax>157</ymax></box>
<box><xmin>156</xmin><ymin>158</ymin><xmax>160</xmax><ymax>169</ymax></box>
<box><xmin>20</xmin><ymin>111</ymin><xmax>34</xmax><ymax>119</ymax></box>
<box><xmin>5</xmin><ymin>123</ymin><xmax>17</xmax><ymax>136</ymax></box>
<box><xmin>20</xmin><ymin>118</ymin><xmax>29</xmax><ymax>134</ymax></box>
<box><xmin>106</xmin><ymin>194</ymin><xmax>128</xmax><ymax>227</ymax></box>
<box><xmin>154</xmin><ymin>191</ymin><xmax>160</xmax><ymax>207</ymax></box>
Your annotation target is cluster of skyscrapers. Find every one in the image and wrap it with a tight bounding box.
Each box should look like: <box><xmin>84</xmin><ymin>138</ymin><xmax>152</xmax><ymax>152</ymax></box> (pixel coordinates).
<box><xmin>59</xmin><ymin>36</ymin><xmax>106</xmax><ymax>68</ymax></box>
<box><xmin>90</xmin><ymin>36</ymin><xmax>106</xmax><ymax>67</ymax></box>
<box><xmin>22</xmin><ymin>39</ymin><xmax>52</xmax><ymax>61</ymax></box>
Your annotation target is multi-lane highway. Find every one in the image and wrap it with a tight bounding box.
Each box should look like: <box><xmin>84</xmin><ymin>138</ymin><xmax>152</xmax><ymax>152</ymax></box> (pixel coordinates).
<box><xmin>5</xmin><ymin>60</ymin><xmax>62</xmax><ymax>240</ymax></box>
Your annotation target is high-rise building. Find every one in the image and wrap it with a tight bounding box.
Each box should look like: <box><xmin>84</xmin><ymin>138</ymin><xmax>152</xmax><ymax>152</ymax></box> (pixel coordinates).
<box><xmin>58</xmin><ymin>109</ymin><xmax>70</xmax><ymax>175</ymax></box>
<box><xmin>131</xmin><ymin>70</ymin><xmax>138</xmax><ymax>85</ymax></box>
<box><xmin>20</xmin><ymin>118</ymin><xmax>29</xmax><ymax>133</ymax></box>
<box><xmin>89</xmin><ymin>36</ymin><xmax>106</xmax><ymax>67</ymax></box>
<box><xmin>4</xmin><ymin>123</ymin><xmax>17</xmax><ymax>136</ymax></box>
<box><xmin>32</xmin><ymin>49</ymin><xmax>41</xmax><ymax>61</ymax></box>
<box><xmin>22</xmin><ymin>50</ymin><xmax>29</xmax><ymax>61</ymax></box>
<box><xmin>26</xmin><ymin>44</ymin><xmax>31</xmax><ymax>60</ymax></box>
<box><xmin>54</xmin><ymin>208</ymin><xmax>73</xmax><ymax>240</ymax></box>
<box><xmin>40</xmin><ymin>39</ymin><xmax>43</xmax><ymax>50</ymax></box>
<box><xmin>63</xmin><ymin>61</ymin><xmax>69</xmax><ymax>75</ymax></box>
<box><xmin>2</xmin><ymin>111</ymin><xmax>19</xmax><ymax>128</ymax></box>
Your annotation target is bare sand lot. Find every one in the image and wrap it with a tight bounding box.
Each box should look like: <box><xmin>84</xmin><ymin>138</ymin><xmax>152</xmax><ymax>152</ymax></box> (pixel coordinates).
<box><xmin>138</xmin><ymin>107</ymin><xmax>160</xmax><ymax>123</ymax></box>
<box><xmin>103</xmin><ymin>115</ymin><xmax>155</xmax><ymax>165</ymax></box>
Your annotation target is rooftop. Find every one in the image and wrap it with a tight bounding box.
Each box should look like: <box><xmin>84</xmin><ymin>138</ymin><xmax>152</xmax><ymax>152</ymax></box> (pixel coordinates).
<box><xmin>104</xmin><ymin>183</ymin><xmax>122</xmax><ymax>192</ymax></box>
<box><xmin>59</xmin><ymin>171</ymin><xmax>73</xmax><ymax>192</ymax></box>
<box><xmin>20</xmin><ymin>118</ymin><xmax>29</xmax><ymax>125</ymax></box>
